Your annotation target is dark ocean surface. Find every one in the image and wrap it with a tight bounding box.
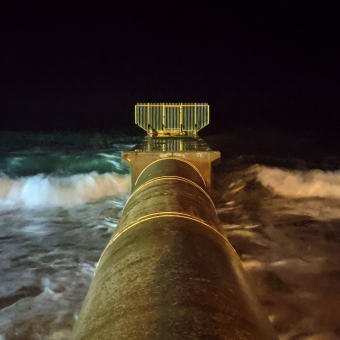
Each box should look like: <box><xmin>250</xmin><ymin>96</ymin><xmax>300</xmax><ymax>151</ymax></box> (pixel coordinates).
<box><xmin>0</xmin><ymin>130</ymin><xmax>340</xmax><ymax>340</ymax></box>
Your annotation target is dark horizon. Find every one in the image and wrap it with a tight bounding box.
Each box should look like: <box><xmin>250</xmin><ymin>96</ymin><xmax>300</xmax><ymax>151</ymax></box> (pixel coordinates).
<box><xmin>1</xmin><ymin>2</ymin><xmax>339</xmax><ymax>134</ymax></box>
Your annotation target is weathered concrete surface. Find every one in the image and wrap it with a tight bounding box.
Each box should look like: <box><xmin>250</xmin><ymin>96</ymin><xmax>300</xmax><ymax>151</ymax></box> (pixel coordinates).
<box><xmin>73</xmin><ymin>218</ymin><xmax>278</xmax><ymax>340</ymax></box>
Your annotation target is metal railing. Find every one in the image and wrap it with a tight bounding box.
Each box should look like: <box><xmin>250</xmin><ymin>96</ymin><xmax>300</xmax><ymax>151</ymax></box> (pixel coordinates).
<box><xmin>135</xmin><ymin>103</ymin><xmax>210</xmax><ymax>136</ymax></box>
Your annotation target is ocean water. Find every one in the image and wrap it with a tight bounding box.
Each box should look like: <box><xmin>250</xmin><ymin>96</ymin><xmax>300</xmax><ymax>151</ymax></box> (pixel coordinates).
<box><xmin>0</xmin><ymin>132</ymin><xmax>135</xmax><ymax>340</ymax></box>
<box><xmin>1</xmin><ymin>131</ymin><xmax>340</xmax><ymax>340</ymax></box>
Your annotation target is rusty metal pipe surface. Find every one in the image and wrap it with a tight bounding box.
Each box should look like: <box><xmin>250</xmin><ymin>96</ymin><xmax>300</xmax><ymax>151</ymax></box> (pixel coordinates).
<box><xmin>73</xmin><ymin>158</ymin><xmax>278</xmax><ymax>340</ymax></box>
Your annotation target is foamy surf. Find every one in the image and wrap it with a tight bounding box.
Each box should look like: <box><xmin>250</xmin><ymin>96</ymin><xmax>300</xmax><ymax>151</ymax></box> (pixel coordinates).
<box><xmin>256</xmin><ymin>165</ymin><xmax>340</xmax><ymax>198</ymax></box>
<box><xmin>0</xmin><ymin>172</ymin><xmax>130</xmax><ymax>209</ymax></box>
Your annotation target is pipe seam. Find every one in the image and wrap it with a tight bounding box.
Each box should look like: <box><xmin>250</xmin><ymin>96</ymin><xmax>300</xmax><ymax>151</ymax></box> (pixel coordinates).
<box><xmin>134</xmin><ymin>157</ymin><xmax>206</xmax><ymax>188</ymax></box>
<box><xmin>96</xmin><ymin>213</ymin><xmax>236</xmax><ymax>275</ymax></box>
<box><xmin>125</xmin><ymin>176</ymin><xmax>214</xmax><ymax>208</ymax></box>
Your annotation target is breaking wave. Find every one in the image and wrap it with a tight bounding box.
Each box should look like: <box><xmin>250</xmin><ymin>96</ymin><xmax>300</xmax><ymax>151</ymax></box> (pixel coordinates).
<box><xmin>257</xmin><ymin>166</ymin><xmax>340</xmax><ymax>198</ymax></box>
<box><xmin>0</xmin><ymin>172</ymin><xmax>130</xmax><ymax>209</ymax></box>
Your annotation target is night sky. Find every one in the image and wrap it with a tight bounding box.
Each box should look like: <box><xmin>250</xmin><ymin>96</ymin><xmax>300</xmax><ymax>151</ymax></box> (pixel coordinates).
<box><xmin>1</xmin><ymin>2</ymin><xmax>339</xmax><ymax>134</ymax></box>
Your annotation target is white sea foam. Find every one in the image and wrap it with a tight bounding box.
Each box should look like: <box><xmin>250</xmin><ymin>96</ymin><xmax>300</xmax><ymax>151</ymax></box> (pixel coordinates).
<box><xmin>0</xmin><ymin>172</ymin><xmax>130</xmax><ymax>209</ymax></box>
<box><xmin>257</xmin><ymin>166</ymin><xmax>340</xmax><ymax>198</ymax></box>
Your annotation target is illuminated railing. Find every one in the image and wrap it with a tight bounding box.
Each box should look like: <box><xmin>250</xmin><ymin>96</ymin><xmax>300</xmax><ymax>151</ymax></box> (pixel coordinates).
<box><xmin>135</xmin><ymin>103</ymin><xmax>209</xmax><ymax>136</ymax></box>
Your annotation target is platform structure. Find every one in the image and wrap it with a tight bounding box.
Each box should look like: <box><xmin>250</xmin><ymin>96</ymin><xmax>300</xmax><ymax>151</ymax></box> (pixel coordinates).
<box><xmin>125</xmin><ymin>103</ymin><xmax>220</xmax><ymax>194</ymax></box>
<box><xmin>73</xmin><ymin>103</ymin><xmax>278</xmax><ymax>340</ymax></box>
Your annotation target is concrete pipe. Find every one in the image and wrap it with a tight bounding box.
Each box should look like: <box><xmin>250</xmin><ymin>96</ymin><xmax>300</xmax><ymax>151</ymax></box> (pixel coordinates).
<box><xmin>73</xmin><ymin>158</ymin><xmax>277</xmax><ymax>340</ymax></box>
